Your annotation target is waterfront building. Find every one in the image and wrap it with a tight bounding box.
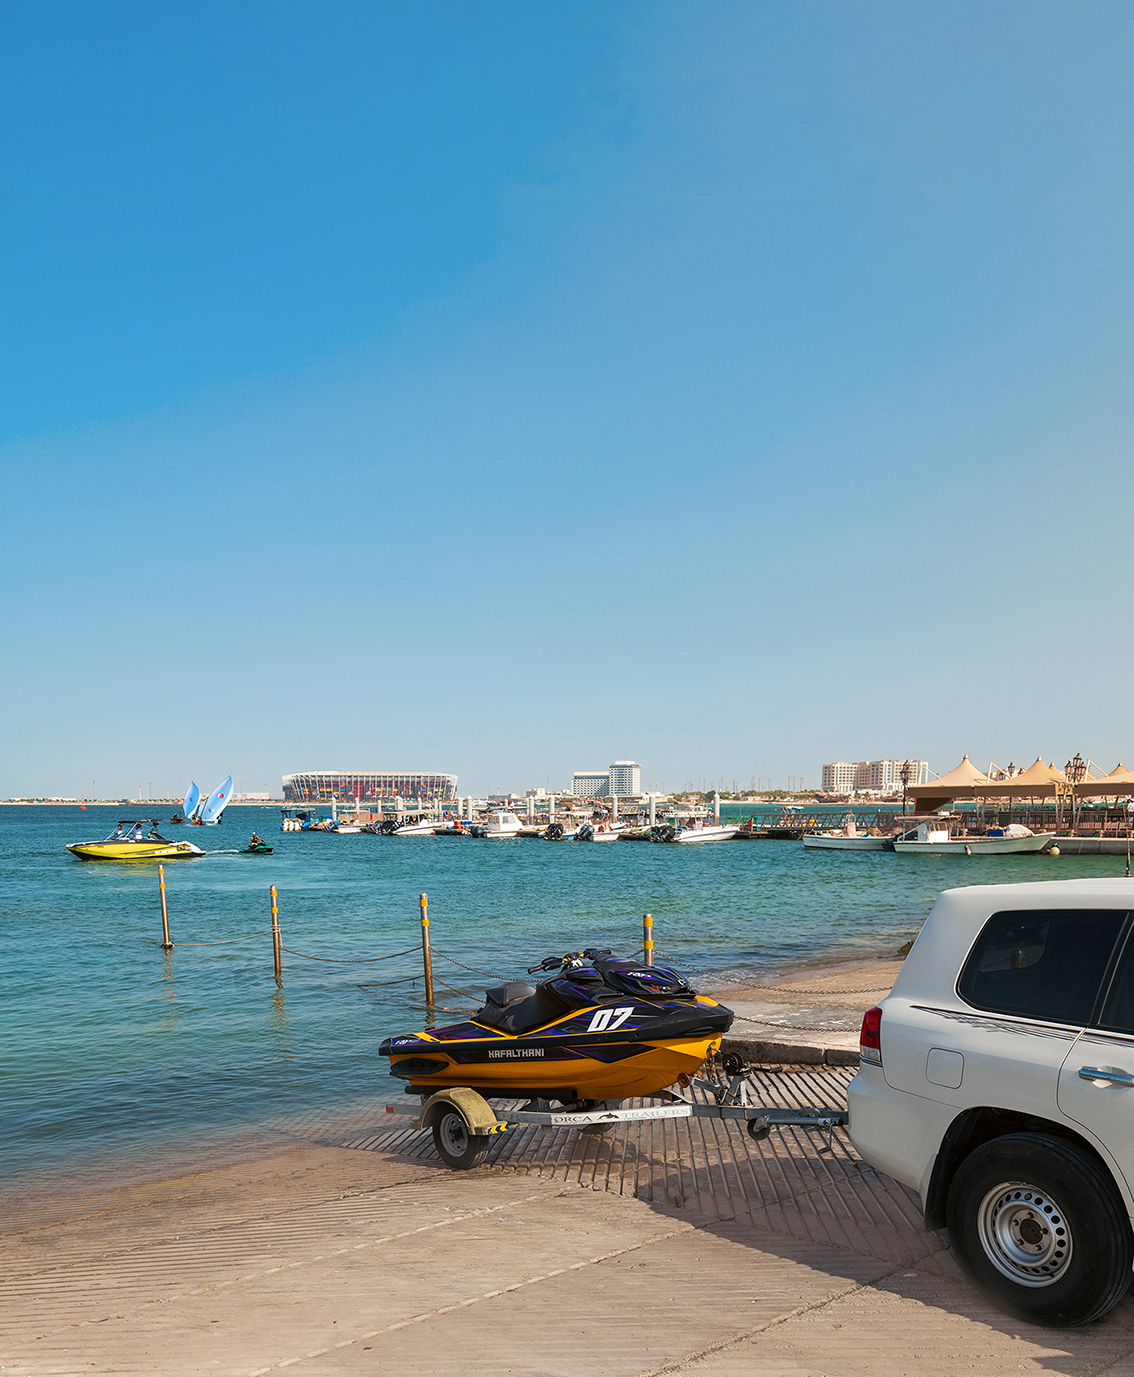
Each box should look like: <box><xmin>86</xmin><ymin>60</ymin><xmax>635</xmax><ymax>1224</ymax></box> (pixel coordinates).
<box><xmin>821</xmin><ymin>760</ymin><xmax>929</xmax><ymax>794</ymax></box>
<box><xmin>572</xmin><ymin>771</ymin><xmax>610</xmax><ymax>798</ymax></box>
<box><xmin>282</xmin><ymin>771</ymin><xmax>458</xmax><ymax>803</ymax></box>
<box><xmin>821</xmin><ymin>762</ymin><xmax>857</xmax><ymax>793</ymax></box>
<box><xmin>608</xmin><ymin>761</ymin><xmax>641</xmax><ymax>797</ymax></box>
<box><xmin>571</xmin><ymin>761</ymin><xmax>643</xmax><ymax>798</ymax></box>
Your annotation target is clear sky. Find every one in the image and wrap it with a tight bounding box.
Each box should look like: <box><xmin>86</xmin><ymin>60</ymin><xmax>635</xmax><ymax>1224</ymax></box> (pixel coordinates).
<box><xmin>3</xmin><ymin>0</ymin><xmax>1134</xmax><ymax>798</ymax></box>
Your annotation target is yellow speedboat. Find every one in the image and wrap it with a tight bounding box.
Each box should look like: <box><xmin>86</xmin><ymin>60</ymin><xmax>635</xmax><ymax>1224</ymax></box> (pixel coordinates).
<box><xmin>67</xmin><ymin>819</ymin><xmax>206</xmax><ymax>861</ymax></box>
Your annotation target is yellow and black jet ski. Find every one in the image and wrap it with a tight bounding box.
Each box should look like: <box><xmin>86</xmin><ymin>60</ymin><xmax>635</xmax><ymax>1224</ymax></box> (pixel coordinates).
<box><xmin>380</xmin><ymin>949</ymin><xmax>733</xmax><ymax>1103</ymax></box>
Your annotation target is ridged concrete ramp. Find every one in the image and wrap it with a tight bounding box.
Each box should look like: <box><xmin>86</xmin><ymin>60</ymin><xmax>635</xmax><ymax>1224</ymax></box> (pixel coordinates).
<box><xmin>326</xmin><ymin>1068</ymin><xmax>935</xmax><ymax>1268</ymax></box>
<box><xmin>5</xmin><ymin>1070</ymin><xmax>1134</xmax><ymax>1376</ymax></box>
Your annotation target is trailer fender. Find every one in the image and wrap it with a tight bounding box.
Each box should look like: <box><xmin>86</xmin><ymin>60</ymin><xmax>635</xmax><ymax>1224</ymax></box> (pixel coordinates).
<box><xmin>411</xmin><ymin>1087</ymin><xmax>504</xmax><ymax>1136</ymax></box>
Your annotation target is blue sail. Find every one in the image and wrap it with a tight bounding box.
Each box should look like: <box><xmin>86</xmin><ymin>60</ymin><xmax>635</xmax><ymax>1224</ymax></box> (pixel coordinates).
<box><xmin>183</xmin><ymin>782</ymin><xmax>201</xmax><ymax>821</ymax></box>
<box><xmin>199</xmin><ymin>775</ymin><xmax>233</xmax><ymax>824</ymax></box>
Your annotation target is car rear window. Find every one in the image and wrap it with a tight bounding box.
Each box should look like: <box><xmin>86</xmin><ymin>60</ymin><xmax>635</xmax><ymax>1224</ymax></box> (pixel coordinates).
<box><xmin>958</xmin><ymin>909</ymin><xmax>1126</xmax><ymax>1024</ymax></box>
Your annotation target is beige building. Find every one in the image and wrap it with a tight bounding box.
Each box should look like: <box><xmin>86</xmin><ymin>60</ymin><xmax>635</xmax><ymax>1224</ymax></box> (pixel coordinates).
<box><xmin>822</xmin><ymin>760</ymin><xmax>929</xmax><ymax>794</ymax></box>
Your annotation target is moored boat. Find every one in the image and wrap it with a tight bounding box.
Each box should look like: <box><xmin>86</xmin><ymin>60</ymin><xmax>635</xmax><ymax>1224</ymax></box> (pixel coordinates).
<box><xmin>651</xmin><ymin>820</ymin><xmax>739</xmax><ymax>843</ymax></box>
<box><xmin>67</xmin><ymin>820</ymin><xmax>206</xmax><ymax>861</ymax></box>
<box><xmin>575</xmin><ymin>819</ymin><xmax>624</xmax><ymax>841</ymax></box>
<box><xmin>803</xmin><ymin>812</ymin><xmax>893</xmax><ymax>851</ymax></box>
<box><xmin>483</xmin><ymin>811</ymin><xmax>523</xmax><ymax>838</ymax></box>
<box><xmin>892</xmin><ymin>822</ymin><xmax>1056</xmax><ymax>854</ymax></box>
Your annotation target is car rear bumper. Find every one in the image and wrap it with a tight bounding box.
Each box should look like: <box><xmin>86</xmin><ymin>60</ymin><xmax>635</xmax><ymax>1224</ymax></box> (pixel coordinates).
<box><xmin>847</xmin><ymin>1064</ymin><xmax>957</xmax><ymax>1201</ymax></box>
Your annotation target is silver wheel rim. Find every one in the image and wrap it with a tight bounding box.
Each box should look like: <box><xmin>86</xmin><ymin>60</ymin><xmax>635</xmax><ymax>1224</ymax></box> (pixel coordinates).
<box><xmin>440</xmin><ymin>1112</ymin><xmax>470</xmax><ymax>1156</ymax></box>
<box><xmin>976</xmin><ymin>1181</ymin><xmax>1072</xmax><ymax>1287</ymax></box>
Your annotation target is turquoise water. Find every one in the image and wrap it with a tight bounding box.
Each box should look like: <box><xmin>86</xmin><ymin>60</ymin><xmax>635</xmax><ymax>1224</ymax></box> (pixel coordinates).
<box><xmin>3</xmin><ymin>804</ymin><xmax>1124</xmax><ymax>1190</ymax></box>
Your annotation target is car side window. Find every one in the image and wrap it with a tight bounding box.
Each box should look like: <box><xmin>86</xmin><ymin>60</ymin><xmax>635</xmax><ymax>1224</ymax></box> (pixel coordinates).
<box><xmin>1097</xmin><ymin>929</ymin><xmax>1134</xmax><ymax>1033</ymax></box>
<box><xmin>958</xmin><ymin>910</ymin><xmax>1126</xmax><ymax>1024</ymax></box>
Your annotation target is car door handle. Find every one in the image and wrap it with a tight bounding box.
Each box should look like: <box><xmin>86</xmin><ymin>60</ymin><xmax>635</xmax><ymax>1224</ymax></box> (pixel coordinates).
<box><xmin>1079</xmin><ymin>1067</ymin><xmax>1134</xmax><ymax>1086</ymax></box>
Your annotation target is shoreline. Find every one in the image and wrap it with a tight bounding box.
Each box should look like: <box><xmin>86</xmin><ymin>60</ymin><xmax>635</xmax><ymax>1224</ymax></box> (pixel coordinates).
<box><xmin>0</xmin><ymin>947</ymin><xmax>908</xmax><ymax>1220</ymax></box>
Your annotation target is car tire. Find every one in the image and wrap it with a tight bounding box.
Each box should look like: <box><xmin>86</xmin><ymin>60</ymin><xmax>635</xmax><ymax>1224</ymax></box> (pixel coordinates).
<box><xmin>946</xmin><ymin>1131</ymin><xmax>1132</xmax><ymax>1326</ymax></box>
<box><xmin>431</xmin><ymin>1109</ymin><xmax>490</xmax><ymax>1170</ymax></box>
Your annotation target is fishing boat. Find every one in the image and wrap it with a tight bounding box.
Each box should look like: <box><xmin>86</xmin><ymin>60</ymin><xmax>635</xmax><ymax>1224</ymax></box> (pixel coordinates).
<box><xmin>67</xmin><ymin>820</ymin><xmax>205</xmax><ymax>861</ymax></box>
<box><xmin>483</xmin><ymin>811</ymin><xmax>523</xmax><ymax>838</ymax></box>
<box><xmin>381</xmin><ymin>949</ymin><xmax>733</xmax><ymax>1104</ymax></box>
<box><xmin>575</xmin><ymin>820</ymin><xmax>625</xmax><ymax>842</ymax></box>
<box><xmin>391</xmin><ymin>817</ymin><xmax>440</xmax><ymax>836</ymax></box>
<box><xmin>892</xmin><ymin>822</ymin><xmax>1056</xmax><ymax>855</ymax></box>
<box><xmin>651</xmin><ymin>819</ymin><xmax>739</xmax><ymax>843</ymax></box>
<box><xmin>803</xmin><ymin>813</ymin><xmax>893</xmax><ymax>851</ymax></box>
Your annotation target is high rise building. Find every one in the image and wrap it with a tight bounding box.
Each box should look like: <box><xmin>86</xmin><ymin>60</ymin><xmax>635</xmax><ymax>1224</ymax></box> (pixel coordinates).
<box><xmin>571</xmin><ymin>761</ymin><xmax>643</xmax><ymax>797</ymax></box>
<box><xmin>607</xmin><ymin>761</ymin><xmax>641</xmax><ymax>797</ymax></box>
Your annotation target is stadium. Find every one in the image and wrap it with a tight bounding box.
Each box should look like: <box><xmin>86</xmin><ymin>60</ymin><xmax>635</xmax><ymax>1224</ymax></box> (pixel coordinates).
<box><xmin>282</xmin><ymin>772</ymin><xmax>458</xmax><ymax>804</ymax></box>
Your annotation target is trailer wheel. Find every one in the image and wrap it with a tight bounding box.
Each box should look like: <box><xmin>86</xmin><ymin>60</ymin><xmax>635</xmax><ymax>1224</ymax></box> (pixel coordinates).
<box><xmin>432</xmin><ymin>1108</ymin><xmax>490</xmax><ymax>1170</ymax></box>
<box><xmin>747</xmin><ymin>1119</ymin><xmax>771</xmax><ymax>1142</ymax></box>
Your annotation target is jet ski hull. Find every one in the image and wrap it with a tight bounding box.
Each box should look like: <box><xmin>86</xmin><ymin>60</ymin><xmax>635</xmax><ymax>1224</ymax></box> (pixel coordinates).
<box><xmin>382</xmin><ymin>996</ymin><xmax>731</xmax><ymax>1101</ymax></box>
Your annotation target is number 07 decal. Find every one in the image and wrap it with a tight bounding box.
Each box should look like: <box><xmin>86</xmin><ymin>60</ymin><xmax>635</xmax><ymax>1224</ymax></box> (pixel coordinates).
<box><xmin>587</xmin><ymin>1006</ymin><xmax>635</xmax><ymax>1032</ymax></box>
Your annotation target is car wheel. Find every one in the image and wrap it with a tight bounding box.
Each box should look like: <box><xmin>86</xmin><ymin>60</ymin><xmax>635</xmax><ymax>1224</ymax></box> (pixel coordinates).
<box><xmin>431</xmin><ymin>1109</ymin><xmax>490</xmax><ymax>1170</ymax></box>
<box><xmin>946</xmin><ymin>1132</ymin><xmax>1132</xmax><ymax>1326</ymax></box>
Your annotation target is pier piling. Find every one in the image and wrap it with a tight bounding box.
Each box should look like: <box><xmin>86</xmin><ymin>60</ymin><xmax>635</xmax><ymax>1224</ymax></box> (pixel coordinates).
<box><xmin>643</xmin><ymin>912</ymin><xmax>654</xmax><ymax>965</ymax></box>
<box><xmin>158</xmin><ymin>865</ymin><xmax>173</xmax><ymax>950</ymax></box>
<box><xmin>270</xmin><ymin>885</ymin><xmax>282</xmax><ymax>981</ymax></box>
<box><xmin>420</xmin><ymin>892</ymin><xmax>435</xmax><ymax>1006</ymax></box>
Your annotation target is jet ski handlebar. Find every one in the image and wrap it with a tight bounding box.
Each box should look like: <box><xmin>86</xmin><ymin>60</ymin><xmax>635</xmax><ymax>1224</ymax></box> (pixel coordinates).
<box><xmin>526</xmin><ymin>947</ymin><xmax>613</xmax><ymax>974</ymax></box>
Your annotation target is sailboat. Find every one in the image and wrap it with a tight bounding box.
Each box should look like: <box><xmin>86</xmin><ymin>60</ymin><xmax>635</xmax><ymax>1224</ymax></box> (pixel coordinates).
<box><xmin>170</xmin><ymin>781</ymin><xmax>200</xmax><ymax>825</ymax></box>
<box><xmin>192</xmin><ymin>775</ymin><xmax>233</xmax><ymax>825</ymax></box>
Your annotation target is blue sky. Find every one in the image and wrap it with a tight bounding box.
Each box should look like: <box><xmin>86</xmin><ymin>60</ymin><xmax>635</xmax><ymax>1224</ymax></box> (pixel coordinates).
<box><xmin>3</xmin><ymin>1</ymin><xmax>1134</xmax><ymax>798</ymax></box>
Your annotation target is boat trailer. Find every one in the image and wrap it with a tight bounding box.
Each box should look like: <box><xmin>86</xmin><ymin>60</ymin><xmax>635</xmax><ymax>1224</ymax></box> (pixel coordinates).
<box><xmin>390</xmin><ymin>1062</ymin><xmax>849</xmax><ymax>1169</ymax></box>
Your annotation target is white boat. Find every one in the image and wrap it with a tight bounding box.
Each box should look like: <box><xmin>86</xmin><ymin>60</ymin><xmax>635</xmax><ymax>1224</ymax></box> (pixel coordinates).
<box><xmin>893</xmin><ymin>822</ymin><xmax>1056</xmax><ymax>855</ymax></box>
<box><xmin>803</xmin><ymin>833</ymin><xmax>892</xmax><ymax>850</ymax></box>
<box><xmin>803</xmin><ymin>813</ymin><xmax>892</xmax><ymax>851</ymax></box>
<box><xmin>391</xmin><ymin>818</ymin><xmax>439</xmax><ymax>836</ymax></box>
<box><xmin>484</xmin><ymin>810</ymin><xmax>523</xmax><ymax>838</ymax></box>
<box><xmin>575</xmin><ymin>822</ymin><xmax>625</xmax><ymax>842</ymax></box>
<box><xmin>334</xmin><ymin>822</ymin><xmax>362</xmax><ymax>833</ymax></box>
<box><xmin>180</xmin><ymin>782</ymin><xmax>201</xmax><ymax>823</ymax></box>
<box><xmin>196</xmin><ymin>775</ymin><xmax>232</xmax><ymax>825</ymax></box>
<box><xmin>651</xmin><ymin>819</ymin><xmax>739</xmax><ymax>843</ymax></box>
<box><xmin>674</xmin><ymin>822</ymin><xmax>739</xmax><ymax>843</ymax></box>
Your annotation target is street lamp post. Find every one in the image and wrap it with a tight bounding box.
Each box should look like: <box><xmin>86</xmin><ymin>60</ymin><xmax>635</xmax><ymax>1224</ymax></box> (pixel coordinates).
<box><xmin>900</xmin><ymin>760</ymin><xmax>912</xmax><ymax>817</ymax></box>
<box><xmin>1066</xmin><ymin>753</ymin><xmax>1087</xmax><ymax>833</ymax></box>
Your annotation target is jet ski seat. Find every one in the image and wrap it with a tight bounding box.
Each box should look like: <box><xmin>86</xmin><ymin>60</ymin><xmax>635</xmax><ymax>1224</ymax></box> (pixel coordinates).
<box><xmin>475</xmin><ymin>981</ymin><xmax>568</xmax><ymax>1034</ymax></box>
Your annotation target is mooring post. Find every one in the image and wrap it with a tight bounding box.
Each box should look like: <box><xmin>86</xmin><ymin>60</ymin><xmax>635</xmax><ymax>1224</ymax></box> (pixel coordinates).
<box><xmin>270</xmin><ymin>884</ymin><xmax>282</xmax><ymax>981</ymax></box>
<box><xmin>643</xmin><ymin>912</ymin><xmax>654</xmax><ymax>965</ymax></box>
<box><xmin>159</xmin><ymin>864</ymin><xmax>173</xmax><ymax>949</ymax></box>
<box><xmin>420</xmin><ymin>892</ymin><xmax>435</xmax><ymax>1006</ymax></box>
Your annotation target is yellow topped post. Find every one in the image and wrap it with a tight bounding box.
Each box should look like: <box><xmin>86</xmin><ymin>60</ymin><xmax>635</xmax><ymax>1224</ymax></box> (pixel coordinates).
<box><xmin>158</xmin><ymin>865</ymin><xmax>172</xmax><ymax>949</ymax></box>
<box><xmin>420</xmin><ymin>892</ymin><xmax>435</xmax><ymax>1006</ymax></box>
<box><xmin>270</xmin><ymin>884</ymin><xmax>282</xmax><ymax>981</ymax></box>
<box><xmin>643</xmin><ymin>912</ymin><xmax>654</xmax><ymax>966</ymax></box>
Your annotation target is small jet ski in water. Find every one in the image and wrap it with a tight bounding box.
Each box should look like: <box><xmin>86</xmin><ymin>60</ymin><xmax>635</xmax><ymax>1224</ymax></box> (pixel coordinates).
<box><xmin>381</xmin><ymin>950</ymin><xmax>733</xmax><ymax>1103</ymax></box>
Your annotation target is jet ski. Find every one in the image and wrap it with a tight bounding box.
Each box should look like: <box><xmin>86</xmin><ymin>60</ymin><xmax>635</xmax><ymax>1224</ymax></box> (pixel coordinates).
<box><xmin>380</xmin><ymin>949</ymin><xmax>733</xmax><ymax>1103</ymax></box>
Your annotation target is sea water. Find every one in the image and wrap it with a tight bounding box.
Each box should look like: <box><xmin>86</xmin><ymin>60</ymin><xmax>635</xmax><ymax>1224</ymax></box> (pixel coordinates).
<box><xmin>2</xmin><ymin>804</ymin><xmax>1122</xmax><ymax>1192</ymax></box>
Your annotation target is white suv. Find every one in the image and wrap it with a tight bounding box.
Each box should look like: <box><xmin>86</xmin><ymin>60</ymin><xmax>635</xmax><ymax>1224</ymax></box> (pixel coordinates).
<box><xmin>849</xmin><ymin>878</ymin><xmax>1134</xmax><ymax>1326</ymax></box>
